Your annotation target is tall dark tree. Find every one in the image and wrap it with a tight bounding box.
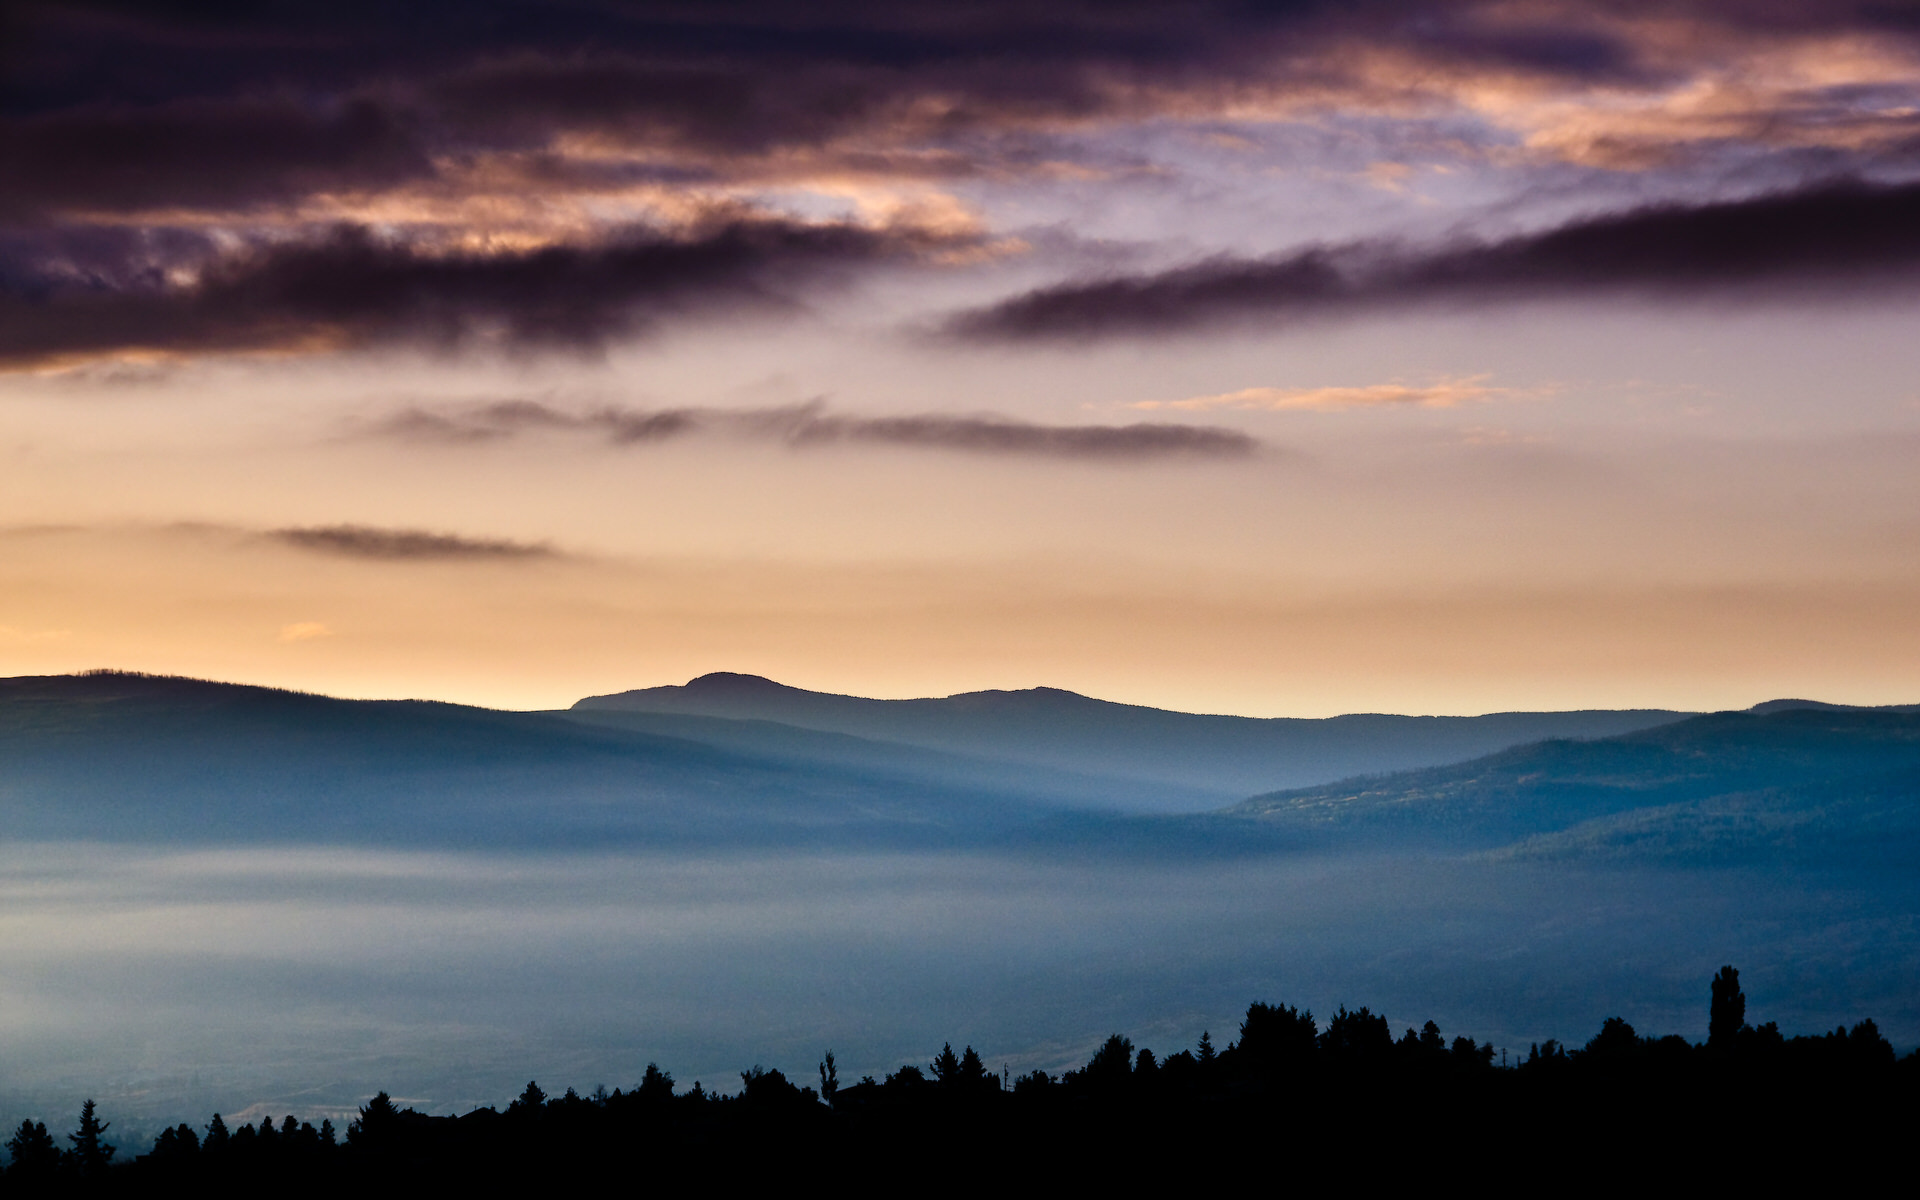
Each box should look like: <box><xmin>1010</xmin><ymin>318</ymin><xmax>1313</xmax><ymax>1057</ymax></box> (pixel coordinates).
<box><xmin>510</xmin><ymin>1081</ymin><xmax>546</xmax><ymax>1113</ymax></box>
<box><xmin>929</xmin><ymin>1043</ymin><xmax>962</xmax><ymax>1085</ymax></box>
<box><xmin>884</xmin><ymin>1064</ymin><xmax>927</xmax><ymax>1091</ymax></box>
<box><xmin>1082</xmin><ymin>1034</ymin><xmax>1135</xmax><ymax>1090</ymax></box>
<box><xmin>1403</xmin><ymin>1020</ymin><xmax>1446</xmax><ymax>1062</ymax></box>
<box><xmin>150</xmin><ymin>1123</ymin><xmax>200</xmax><ymax>1164</ymax></box>
<box><xmin>957</xmin><ymin>1046</ymin><xmax>993</xmax><ymax>1090</ymax></box>
<box><xmin>637</xmin><ymin>1063</ymin><xmax>675</xmax><ymax>1104</ymax></box>
<box><xmin>1450</xmin><ymin>1037</ymin><xmax>1495</xmax><ymax>1069</ymax></box>
<box><xmin>1012</xmin><ymin>1069</ymin><xmax>1053</xmax><ymax>1095</ymax></box>
<box><xmin>1237</xmin><ymin>1002</ymin><xmax>1318</xmax><ymax>1077</ymax></box>
<box><xmin>1709</xmin><ymin>966</ymin><xmax>1747</xmax><ymax>1048</ymax></box>
<box><xmin>6</xmin><ymin>1119</ymin><xmax>61</xmax><ymax>1181</ymax></box>
<box><xmin>1521</xmin><ymin>1040</ymin><xmax>1568</xmax><ymax>1071</ymax></box>
<box><xmin>348</xmin><ymin>1091</ymin><xmax>402</xmax><ymax>1149</ymax></box>
<box><xmin>1319</xmin><ymin>1006</ymin><xmax>1393</xmax><ymax>1064</ymax></box>
<box><xmin>1841</xmin><ymin>1019</ymin><xmax>1896</xmax><ymax>1068</ymax></box>
<box><xmin>738</xmin><ymin>1066</ymin><xmax>817</xmax><ymax>1112</ymax></box>
<box><xmin>1583</xmin><ymin>1017</ymin><xmax>1642</xmax><ymax>1062</ymax></box>
<box><xmin>66</xmin><ymin>1099</ymin><xmax>115</xmax><ymax>1177</ymax></box>
<box><xmin>818</xmin><ymin>1051</ymin><xmax>839</xmax><ymax>1105</ymax></box>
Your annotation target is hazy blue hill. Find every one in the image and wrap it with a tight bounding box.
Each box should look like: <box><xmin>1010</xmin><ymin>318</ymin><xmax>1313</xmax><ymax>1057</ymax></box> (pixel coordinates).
<box><xmin>573</xmin><ymin>673</ymin><xmax>1690</xmax><ymax>800</ymax></box>
<box><xmin>556</xmin><ymin>707</ymin><xmax>1219</xmax><ymax>811</ymax></box>
<box><xmin>1490</xmin><ymin>767</ymin><xmax>1920</xmax><ymax>865</ymax></box>
<box><xmin>1749</xmin><ymin>698</ymin><xmax>1920</xmax><ymax>715</ymax></box>
<box><xmin>1233</xmin><ymin>707</ymin><xmax>1920</xmax><ymax>856</ymax></box>
<box><xmin>0</xmin><ymin>673</ymin><xmax>1080</xmax><ymax>846</ymax></box>
<box><xmin>15</xmin><ymin>672</ymin><xmax>1910</xmax><ymax>862</ymax></box>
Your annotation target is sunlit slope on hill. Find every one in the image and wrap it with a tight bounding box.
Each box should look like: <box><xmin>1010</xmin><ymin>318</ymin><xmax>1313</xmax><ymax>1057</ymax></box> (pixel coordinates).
<box><xmin>576</xmin><ymin>672</ymin><xmax>1689</xmax><ymax>803</ymax></box>
<box><xmin>0</xmin><ymin>673</ymin><xmax>1075</xmax><ymax>846</ymax></box>
<box><xmin>1234</xmin><ymin>708</ymin><xmax>1920</xmax><ymax>861</ymax></box>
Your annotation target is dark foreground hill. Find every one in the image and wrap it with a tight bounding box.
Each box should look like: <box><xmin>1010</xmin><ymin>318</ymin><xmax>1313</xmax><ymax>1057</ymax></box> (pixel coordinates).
<box><xmin>1234</xmin><ymin>706</ymin><xmax>1920</xmax><ymax>863</ymax></box>
<box><xmin>574</xmin><ymin>672</ymin><xmax>1689</xmax><ymax>803</ymax></box>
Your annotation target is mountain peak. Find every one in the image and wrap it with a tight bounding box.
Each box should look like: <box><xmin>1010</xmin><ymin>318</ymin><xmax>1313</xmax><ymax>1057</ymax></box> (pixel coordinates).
<box><xmin>1748</xmin><ymin>697</ymin><xmax>1920</xmax><ymax>715</ymax></box>
<box><xmin>682</xmin><ymin>672</ymin><xmax>801</xmax><ymax>694</ymax></box>
<box><xmin>1749</xmin><ymin>698</ymin><xmax>1852</xmax><ymax>714</ymax></box>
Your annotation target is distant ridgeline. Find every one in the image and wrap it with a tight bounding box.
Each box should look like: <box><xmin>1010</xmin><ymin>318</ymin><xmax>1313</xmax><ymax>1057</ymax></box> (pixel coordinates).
<box><xmin>5</xmin><ymin>969</ymin><xmax>1913</xmax><ymax>1190</ymax></box>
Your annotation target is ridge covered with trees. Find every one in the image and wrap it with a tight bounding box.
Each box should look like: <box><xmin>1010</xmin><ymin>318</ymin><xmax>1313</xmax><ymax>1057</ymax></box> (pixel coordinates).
<box><xmin>4</xmin><ymin>968</ymin><xmax>1912</xmax><ymax>1190</ymax></box>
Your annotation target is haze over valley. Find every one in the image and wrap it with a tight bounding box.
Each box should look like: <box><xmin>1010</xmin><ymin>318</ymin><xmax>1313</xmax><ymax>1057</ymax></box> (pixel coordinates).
<box><xmin>2</xmin><ymin>670</ymin><xmax>1915</xmax><ymax>1144</ymax></box>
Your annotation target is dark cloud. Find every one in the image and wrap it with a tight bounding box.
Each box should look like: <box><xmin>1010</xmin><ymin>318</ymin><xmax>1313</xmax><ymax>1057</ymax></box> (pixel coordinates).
<box><xmin>0</xmin><ymin>97</ymin><xmax>430</xmax><ymax>222</ymax></box>
<box><xmin>0</xmin><ymin>217</ymin><xmax>956</xmax><ymax>368</ymax></box>
<box><xmin>373</xmin><ymin>399</ymin><xmax>1259</xmax><ymax>460</ymax></box>
<box><xmin>17</xmin><ymin>2</ymin><xmax>1913</xmax><ymax>222</ymax></box>
<box><xmin>1404</xmin><ymin>23</ymin><xmax>1657</xmax><ymax>84</ymax></box>
<box><xmin>948</xmin><ymin>178</ymin><xmax>1920</xmax><ymax>339</ymax></box>
<box><xmin>0</xmin><ymin>7</ymin><xmax>1295</xmax><ymax>219</ymax></box>
<box><xmin>269</xmin><ymin>525</ymin><xmax>554</xmax><ymax>561</ymax></box>
<box><xmin>8</xmin><ymin>1</ymin><xmax>1920</xmax><ymax>365</ymax></box>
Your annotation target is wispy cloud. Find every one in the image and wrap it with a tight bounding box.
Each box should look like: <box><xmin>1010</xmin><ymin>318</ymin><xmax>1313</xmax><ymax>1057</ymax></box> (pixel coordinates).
<box><xmin>948</xmin><ymin>178</ymin><xmax>1920</xmax><ymax>340</ymax></box>
<box><xmin>1139</xmin><ymin>376</ymin><xmax>1524</xmax><ymax>412</ymax></box>
<box><xmin>268</xmin><ymin>526</ymin><xmax>555</xmax><ymax>561</ymax></box>
<box><xmin>371</xmin><ymin>400</ymin><xmax>1260</xmax><ymax>461</ymax></box>
<box><xmin>276</xmin><ymin>622</ymin><xmax>334</xmax><ymax>643</ymax></box>
<box><xmin>781</xmin><ymin>411</ymin><xmax>1257</xmax><ymax>458</ymax></box>
<box><xmin>0</xmin><ymin>215</ymin><xmax>976</xmax><ymax>371</ymax></box>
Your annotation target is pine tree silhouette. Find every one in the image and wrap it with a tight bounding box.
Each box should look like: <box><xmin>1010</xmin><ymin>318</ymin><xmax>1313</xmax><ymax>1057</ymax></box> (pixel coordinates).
<box><xmin>1709</xmin><ymin>966</ymin><xmax>1747</xmax><ymax>1048</ymax></box>
<box><xmin>66</xmin><ymin>1099</ymin><xmax>114</xmax><ymax>1177</ymax></box>
<box><xmin>6</xmin><ymin>1119</ymin><xmax>60</xmax><ymax>1181</ymax></box>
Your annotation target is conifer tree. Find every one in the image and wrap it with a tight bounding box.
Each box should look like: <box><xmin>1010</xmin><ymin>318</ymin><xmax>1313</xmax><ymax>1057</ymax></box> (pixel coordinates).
<box><xmin>67</xmin><ymin>1099</ymin><xmax>114</xmax><ymax>1177</ymax></box>
<box><xmin>348</xmin><ymin>1091</ymin><xmax>401</xmax><ymax>1148</ymax></box>
<box><xmin>818</xmin><ymin>1051</ymin><xmax>839</xmax><ymax>1105</ymax></box>
<box><xmin>637</xmin><ymin>1063</ymin><xmax>675</xmax><ymax>1103</ymax></box>
<box><xmin>929</xmin><ymin>1043</ymin><xmax>962</xmax><ymax>1084</ymax></box>
<box><xmin>958</xmin><ymin>1046</ymin><xmax>991</xmax><ymax>1088</ymax></box>
<box><xmin>511</xmin><ymin>1081</ymin><xmax>547</xmax><ymax>1113</ymax></box>
<box><xmin>1709</xmin><ymin>966</ymin><xmax>1747</xmax><ymax>1048</ymax></box>
<box><xmin>6</xmin><ymin>1119</ymin><xmax>60</xmax><ymax>1181</ymax></box>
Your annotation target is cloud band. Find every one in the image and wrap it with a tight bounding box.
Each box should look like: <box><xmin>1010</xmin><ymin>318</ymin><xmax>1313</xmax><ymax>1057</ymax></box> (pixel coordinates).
<box><xmin>949</xmin><ymin>178</ymin><xmax>1920</xmax><ymax>340</ymax></box>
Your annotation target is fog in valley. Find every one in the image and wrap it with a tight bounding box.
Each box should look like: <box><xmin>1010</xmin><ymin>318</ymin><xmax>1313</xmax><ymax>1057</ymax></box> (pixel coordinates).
<box><xmin>5</xmin><ymin>674</ymin><xmax>1918</xmax><ymax>1150</ymax></box>
<box><xmin>2</xmin><ymin>839</ymin><xmax>1913</xmax><ymax>1147</ymax></box>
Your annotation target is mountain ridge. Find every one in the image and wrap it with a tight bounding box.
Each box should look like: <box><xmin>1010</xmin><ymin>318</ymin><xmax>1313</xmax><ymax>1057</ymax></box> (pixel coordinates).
<box><xmin>0</xmin><ymin>671</ymin><xmax>1080</xmax><ymax>846</ymax></box>
<box><xmin>573</xmin><ymin>672</ymin><xmax>1695</xmax><ymax>799</ymax></box>
<box><xmin>1230</xmin><ymin>706</ymin><xmax>1920</xmax><ymax>861</ymax></box>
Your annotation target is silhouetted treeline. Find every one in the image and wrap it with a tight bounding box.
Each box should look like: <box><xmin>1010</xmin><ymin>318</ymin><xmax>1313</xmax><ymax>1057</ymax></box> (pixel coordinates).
<box><xmin>6</xmin><ymin>968</ymin><xmax>1915</xmax><ymax>1192</ymax></box>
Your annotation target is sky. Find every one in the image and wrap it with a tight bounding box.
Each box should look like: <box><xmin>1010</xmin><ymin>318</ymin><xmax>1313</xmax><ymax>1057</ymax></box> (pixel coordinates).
<box><xmin>4</xmin><ymin>0</ymin><xmax>1920</xmax><ymax>715</ymax></box>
